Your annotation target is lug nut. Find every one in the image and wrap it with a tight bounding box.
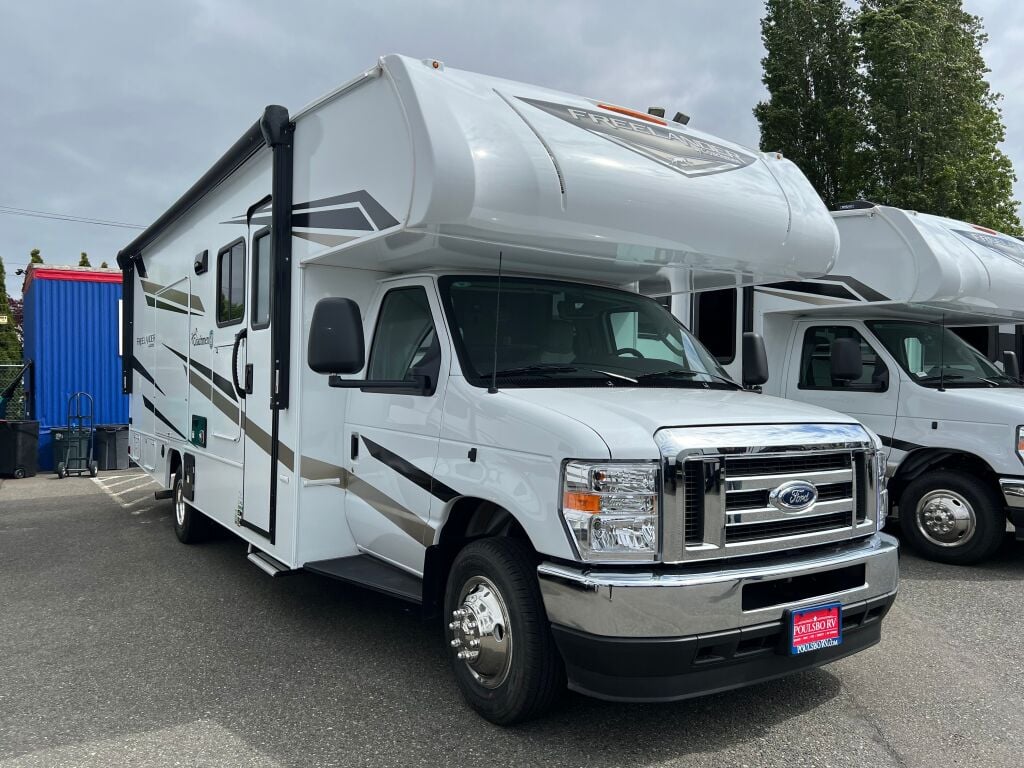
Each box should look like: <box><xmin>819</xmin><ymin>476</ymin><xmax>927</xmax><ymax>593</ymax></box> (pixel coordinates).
<box><xmin>450</xmin><ymin>638</ymin><xmax>461</xmax><ymax>648</ymax></box>
<box><xmin>469</xmin><ymin>639</ymin><xmax>480</xmax><ymax>648</ymax></box>
<box><xmin>448</xmin><ymin>621</ymin><xmax>460</xmax><ymax>630</ymax></box>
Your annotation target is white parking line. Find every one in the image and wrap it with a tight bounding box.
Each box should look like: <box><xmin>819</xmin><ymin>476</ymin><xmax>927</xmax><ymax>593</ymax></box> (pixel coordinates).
<box><xmin>91</xmin><ymin>474</ymin><xmax>160</xmax><ymax>511</ymax></box>
<box><xmin>102</xmin><ymin>476</ymin><xmax>155</xmax><ymax>492</ymax></box>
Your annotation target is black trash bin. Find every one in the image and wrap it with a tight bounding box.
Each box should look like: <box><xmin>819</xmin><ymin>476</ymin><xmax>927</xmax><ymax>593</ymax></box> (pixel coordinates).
<box><xmin>95</xmin><ymin>424</ymin><xmax>130</xmax><ymax>471</ymax></box>
<box><xmin>0</xmin><ymin>420</ymin><xmax>40</xmax><ymax>479</ymax></box>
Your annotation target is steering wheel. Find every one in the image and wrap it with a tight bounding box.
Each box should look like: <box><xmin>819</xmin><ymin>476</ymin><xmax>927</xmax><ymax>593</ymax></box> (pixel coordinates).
<box><xmin>614</xmin><ymin>347</ymin><xmax>644</xmax><ymax>358</ymax></box>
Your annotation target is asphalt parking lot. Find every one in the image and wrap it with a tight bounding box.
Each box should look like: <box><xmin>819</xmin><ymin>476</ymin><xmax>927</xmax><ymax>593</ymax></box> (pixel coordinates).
<box><xmin>1</xmin><ymin>470</ymin><xmax>1023</xmax><ymax>767</ymax></box>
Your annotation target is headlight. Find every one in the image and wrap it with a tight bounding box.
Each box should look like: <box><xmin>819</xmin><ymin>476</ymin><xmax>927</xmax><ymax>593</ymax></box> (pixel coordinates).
<box><xmin>1016</xmin><ymin>426</ymin><xmax>1024</xmax><ymax>466</ymax></box>
<box><xmin>561</xmin><ymin>461</ymin><xmax>659</xmax><ymax>562</ymax></box>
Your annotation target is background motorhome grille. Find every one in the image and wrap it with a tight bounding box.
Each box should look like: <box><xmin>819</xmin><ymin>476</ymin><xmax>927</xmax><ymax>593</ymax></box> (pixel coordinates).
<box><xmin>725</xmin><ymin>511</ymin><xmax>851</xmax><ymax>543</ymax></box>
<box><xmin>724</xmin><ymin>453</ymin><xmax>851</xmax><ymax>477</ymax></box>
<box><xmin>683</xmin><ymin>462</ymin><xmax>704</xmax><ymax>544</ymax></box>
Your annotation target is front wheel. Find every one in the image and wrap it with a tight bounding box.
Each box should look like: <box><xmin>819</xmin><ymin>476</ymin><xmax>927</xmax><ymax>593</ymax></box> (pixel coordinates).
<box><xmin>444</xmin><ymin>538</ymin><xmax>565</xmax><ymax>725</ymax></box>
<box><xmin>172</xmin><ymin>474</ymin><xmax>207</xmax><ymax>544</ymax></box>
<box><xmin>898</xmin><ymin>470</ymin><xmax>1005</xmax><ymax>565</ymax></box>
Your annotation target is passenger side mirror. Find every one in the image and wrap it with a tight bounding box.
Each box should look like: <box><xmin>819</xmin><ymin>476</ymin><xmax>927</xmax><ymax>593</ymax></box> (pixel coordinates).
<box><xmin>307</xmin><ymin>298</ymin><xmax>365</xmax><ymax>374</ymax></box>
<box><xmin>742</xmin><ymin>332</ymin><xmax>769</xmax><ymax>387</ymax></box>
<box><xmin>830</xmin><ymin>337</ymin><xmax>863</xmax><ymax>383</ymax></box>
<box><xmin>1002</xmin><ymin>350</ymin><xmax>1019</xmax><ymax>381</ymax></box>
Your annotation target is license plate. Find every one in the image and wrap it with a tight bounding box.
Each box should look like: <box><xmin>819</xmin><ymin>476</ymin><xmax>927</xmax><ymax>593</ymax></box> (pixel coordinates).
<box><xmin>789</xmin><ymin>602</ymin><xmax>843</xmax><ymax>655</ymax></box>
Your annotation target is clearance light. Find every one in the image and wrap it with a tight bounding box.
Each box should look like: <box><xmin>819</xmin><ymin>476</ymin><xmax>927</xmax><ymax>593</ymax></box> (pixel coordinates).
<box><xmin>596</xmin><ymin>102</ymin><xmax>668</xmax><ymax>126</ymax></box>
<box><xmin>561</xmin><ymin>461</ymin><xmax>659</xmax><ymax>562</ymax></box>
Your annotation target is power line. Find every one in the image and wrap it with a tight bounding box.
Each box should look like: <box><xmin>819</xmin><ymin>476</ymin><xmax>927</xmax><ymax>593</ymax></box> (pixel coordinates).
<box><xmin>0</xmin><ymin>204</ymin><xmax>144</xmax><ymax>230</ymax></box>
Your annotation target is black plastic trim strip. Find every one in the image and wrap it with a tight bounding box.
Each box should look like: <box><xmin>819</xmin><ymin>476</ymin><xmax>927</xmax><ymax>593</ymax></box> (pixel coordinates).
<box><xmin>877</xmin><ymin>435</ymin><xmax>923</xmax><ymax>452</ymax></box>
<box><xmin>122</xmin><ymin>260</ymin><xmax>135</xmax><ymax>393</ymax></box>
<box><xmin>362</xmin><ymin>436</ymin><xmax>459</xmax><ymax>502</ymax></box>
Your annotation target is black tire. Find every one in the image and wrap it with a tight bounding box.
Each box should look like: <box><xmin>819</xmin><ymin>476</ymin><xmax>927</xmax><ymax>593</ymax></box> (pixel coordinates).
<box><xmin>57</xmin><ymin>463</ymin><xmax>66</xmax><ymax>479</ymax></box>
<box><xmin>172</xmin><ymin>473</ymin><xmax>207</xmax><ymax>544</ymax></box>
<box><xmin>444</xmin><ymin>537</ymin><xmax>565</xmax><ymax>725</ymax></box>
<box><xmin>88</xmin><ymin>461</ymin><xmax>98</xmax><ymax>478</ymax></box>
<box><xmin>898</xmin><ymin>470</ymin><xmax>1005</xmax><ymax>565</ymax></box>
<box><xmin>13</xmin><ymin>467</ymin><xmax>25</xmax><ymax>479</ymax></box>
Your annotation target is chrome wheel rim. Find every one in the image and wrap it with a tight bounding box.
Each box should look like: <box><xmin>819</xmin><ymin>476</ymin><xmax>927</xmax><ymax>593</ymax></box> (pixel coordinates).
<box><xmin>175</xmin><ymin>483</ymin><xmax>186</xmax><ymax>526</ymax></box>
<box><xmin>916</xmin><ymin>489</ymin><xmax>976</xmax><ymax>547</ymax></box>
<box><xmin>448</xmin><ymin>575</ymin><xmax>512</xmax><ymax>689</ymax></box>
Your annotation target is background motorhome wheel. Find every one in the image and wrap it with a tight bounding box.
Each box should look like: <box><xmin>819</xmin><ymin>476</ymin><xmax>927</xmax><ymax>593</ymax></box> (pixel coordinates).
<box><xmin>172</xmin><ymin>474</ymin><xmax>207</xmax><ymax>544</ymax></box>
<box><xmin>898</xmin><ymin>470</ymin><xmax>1005</xmax><ymax>565</ymax></box>
<box><xmin>444</xmin><ymin>538</ymin><xmax>564</xmax><ymax>725</ymax></box>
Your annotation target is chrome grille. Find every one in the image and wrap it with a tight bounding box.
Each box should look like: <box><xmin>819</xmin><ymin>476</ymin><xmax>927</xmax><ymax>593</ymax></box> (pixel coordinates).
<box><xmin>657</xmin><ymin>423</ymin><xmax>880</xmax><ymax>563</ymax></box>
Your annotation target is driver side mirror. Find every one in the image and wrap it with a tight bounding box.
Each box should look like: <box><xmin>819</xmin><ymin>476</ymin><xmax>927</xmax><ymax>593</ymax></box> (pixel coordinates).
<box><xmin>830</xmin><ymin>337</ymin><xmax>863</xmax><ymax>383</ymax></box>
<box><xmin>308</xmin><ymin>298</ymin><xmax>365</xmax><ymax>374</ymax></box>
<box><xmin>742</xmin><ymin>332</ymin><xmax>769</xmax><ymax>387</ymax></box>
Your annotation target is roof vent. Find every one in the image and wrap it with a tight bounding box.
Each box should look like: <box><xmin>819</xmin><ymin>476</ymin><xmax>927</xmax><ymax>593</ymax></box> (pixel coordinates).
<box><xmin>672</xmin><ymin>111</ymin><xmax>690</xmax><ymax>125</ymax></box>
<box><xmin>647</xmin><ymin>107</ymin><xmax>665</xmax><ymax>118</ymax></box>
<box><xmin>833</xmin><ymin>199</ymin><xmax>878</xmax><ymax>211</ymax></box>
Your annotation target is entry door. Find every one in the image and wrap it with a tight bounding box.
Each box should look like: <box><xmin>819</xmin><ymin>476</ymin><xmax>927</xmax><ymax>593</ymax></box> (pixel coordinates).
<box><xmin>785</xmin><ymin>322</ymin><xmax>900</xmax><ymax>452</ymax></box>
<box><xmin>239</xmin><ymin>228</ymin><xmax>275</xmax><ymax>535</ymax></box>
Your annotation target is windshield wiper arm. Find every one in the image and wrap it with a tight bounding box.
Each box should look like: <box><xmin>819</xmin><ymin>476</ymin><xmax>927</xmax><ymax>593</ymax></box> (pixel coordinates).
<box><xmin>636</xmin><ymin>369</ymin><xmax>741</xmax><ymax>389</ymax></box>
<box><xmin>490</xmin><ymin>364</ymin><xmax>637</xmax><ymax>384</ymax></box>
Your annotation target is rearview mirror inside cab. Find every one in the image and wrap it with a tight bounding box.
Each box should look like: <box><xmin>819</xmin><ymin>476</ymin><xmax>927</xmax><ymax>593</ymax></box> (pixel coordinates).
<box><xmin>307</xmin><ymin>298</ymin><xmax>365</xmax><ymax>374</ymax></box>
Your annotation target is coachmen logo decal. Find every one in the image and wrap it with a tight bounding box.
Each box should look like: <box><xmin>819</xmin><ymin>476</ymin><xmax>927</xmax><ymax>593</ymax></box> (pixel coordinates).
<box><xmin>518</xmin><ymin>97</ymin><xmax>756</xmax><ymax>177</ymax></box>
<box><xmin>769</xmin><ymin>480</ymin><xmax>818</xmax><ymax>513</ymax></box>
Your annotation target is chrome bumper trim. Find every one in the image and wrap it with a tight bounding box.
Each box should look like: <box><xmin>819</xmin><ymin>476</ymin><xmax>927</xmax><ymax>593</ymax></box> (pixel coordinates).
<box><xmin>999</xmin><ymin>479</ymin><xmax>1024</xmax><ymax>509</ymax></box>
<box><xmin>538</xmin><ymin>533</ymin><xmax>899</xmax><ymax>638</ymax></box>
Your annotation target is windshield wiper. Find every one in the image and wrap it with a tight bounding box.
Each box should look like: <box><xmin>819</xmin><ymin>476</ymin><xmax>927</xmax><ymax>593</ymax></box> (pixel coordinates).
<box><xmin>635</xmin><ymin>369</ymin><xmax>741</xmax><ymax>390</ymax></box>
<box><xmin>489</xmin><ymin>364</ymin><xmax>638</xmax><ymax>384</ymax></box>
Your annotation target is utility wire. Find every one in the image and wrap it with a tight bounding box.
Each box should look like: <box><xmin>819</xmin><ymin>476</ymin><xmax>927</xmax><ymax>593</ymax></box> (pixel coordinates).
<box><xmin>0</xmin><ymin>204</ymin><xmax>144</xmax><ymax>230</ymax></box>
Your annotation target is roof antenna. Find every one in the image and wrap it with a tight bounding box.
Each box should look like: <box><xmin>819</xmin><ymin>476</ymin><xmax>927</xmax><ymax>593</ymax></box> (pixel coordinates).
<box><xmin>938</xmin><ymin>313</ymin><xmax>947</xmax><ymax>393</ymax></box>
<box><xmin>488</xmin><ymin>252</ymin><xmax>504</xmax><ymax>394</ymax></box>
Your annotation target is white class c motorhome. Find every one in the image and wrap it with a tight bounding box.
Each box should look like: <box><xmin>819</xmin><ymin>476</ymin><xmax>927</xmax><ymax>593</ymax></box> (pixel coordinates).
<box><xmin>117</xmin><ymin>55</ymin><xmax>898</xmax><ymax>724</ymax></box>
<box><xmin>682</xmin><ymin>201</ymin><xmax>1024</xmax><ymax>565</ymax></box>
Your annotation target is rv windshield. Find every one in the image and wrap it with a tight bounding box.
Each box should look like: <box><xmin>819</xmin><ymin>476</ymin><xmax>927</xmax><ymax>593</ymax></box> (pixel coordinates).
<box><xmin>439</xmin><ymin>276</ymin><xmax>737</xmax><ymax>389</ymax></box>
<box><xmin>867</xmin><ymin>321</ymin><xmax>1017</xmax><ymax>388</ymax></box>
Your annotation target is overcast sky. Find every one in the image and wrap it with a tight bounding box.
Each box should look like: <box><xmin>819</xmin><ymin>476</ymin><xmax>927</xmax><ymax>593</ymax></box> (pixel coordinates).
<box><xmin>2</xmin><ymin>0</ymin><xmax>1022</xmax><ymax>291</ymax></box>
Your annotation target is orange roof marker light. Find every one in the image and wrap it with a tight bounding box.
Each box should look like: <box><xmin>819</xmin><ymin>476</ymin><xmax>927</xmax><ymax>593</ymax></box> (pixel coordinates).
<box><xmin>971</xmin><ymin>223</ymin><xmax>1000</xmax><ymax>235</ymax></box>
<box><xmin>596</xmin><ymin>102</ymin><xmax>668</xmax><ymax>126</ymax></box>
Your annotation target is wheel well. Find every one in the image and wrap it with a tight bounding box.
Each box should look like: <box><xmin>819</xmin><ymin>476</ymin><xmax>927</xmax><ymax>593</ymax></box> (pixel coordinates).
<box><xmin>889</xmin><ymin>449</ymin><xmax>998</xmax><ymax>505</ymax></box>
<box><xmin>421</xmin><ymin>498</ymin><xmax>532</xmax><ymax>618</ymax></box>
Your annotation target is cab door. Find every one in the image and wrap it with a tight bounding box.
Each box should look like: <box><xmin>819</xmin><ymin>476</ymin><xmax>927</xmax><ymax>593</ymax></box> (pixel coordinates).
<box><xmin>785</xmin><ymin>321</ymin><xmax>900</xmax><ymax>452</ymax></box>
<box><xmin>343</xmin><ymin>280</ymin><xmax>449</xmax><ymax>572</ymax></box>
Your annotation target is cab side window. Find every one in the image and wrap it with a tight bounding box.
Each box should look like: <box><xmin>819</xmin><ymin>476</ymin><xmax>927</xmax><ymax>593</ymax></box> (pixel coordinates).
<box><xmin>367</xmin><ymin>287</ymin><xmax>440</xmax><ymax>395</ymax></box>
<box><xmin>799</xmin><ymin>325</ymin><xmax>888</xmax><ymax>390</ymax></box>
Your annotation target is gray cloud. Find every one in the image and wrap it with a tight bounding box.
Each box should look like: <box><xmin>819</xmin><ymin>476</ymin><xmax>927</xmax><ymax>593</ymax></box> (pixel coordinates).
<box><xmin>1</xmin><ymin>0</ymin><xmax>1019</xmax><ymax>289</ymax></box>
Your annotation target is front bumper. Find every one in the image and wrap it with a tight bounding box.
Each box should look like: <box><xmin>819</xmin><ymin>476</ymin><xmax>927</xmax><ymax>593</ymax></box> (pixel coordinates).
<box><xmin>538</xmin><ymin>533</ymin><xmax>899</xmax><ymax>702</ymax></box>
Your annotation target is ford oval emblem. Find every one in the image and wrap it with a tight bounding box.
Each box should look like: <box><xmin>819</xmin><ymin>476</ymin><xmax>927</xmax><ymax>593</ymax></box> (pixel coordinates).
<box><xmin>769</xmin><ymin>480</ymin><xmax>818</xmax><ymax>513</ymax></box>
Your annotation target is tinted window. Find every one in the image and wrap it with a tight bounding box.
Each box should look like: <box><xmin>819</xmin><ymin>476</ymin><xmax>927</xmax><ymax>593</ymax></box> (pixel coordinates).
<box><xmin>217</xmin><ymin>240</ymin><xmax>245</xmax><ymax>325</ymax></box>
<box><xmin>799</xmin><ymin>325</ymin><xmax>886</xmax><ymax>390</ymax></box>
<box><xmin>367</xmin><ymin>288</ymin><xmax>439</xmax><ymax>390</ymax></box>
<box><xmin>251</xmin><ymin>230</ymin><xmax>271</xmax><ymax>329</ymax></box>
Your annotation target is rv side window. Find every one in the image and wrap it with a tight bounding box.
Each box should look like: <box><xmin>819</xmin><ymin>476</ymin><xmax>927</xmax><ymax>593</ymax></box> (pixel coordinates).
<box><xmin>366</xmin><ymin>287</ymin><xmax>440</xmax><ymax>395</ymax></box>
<box><xmin>798</xmin><ymin>325</ymin><xmax>888</xmax><ymax>391</ymax></box>
<box><xmin>693</xmin><ymin>288</ymin><xmax>736</xmax><ymax>364</ymax></box>
<box><xmin>251</xmin><ymin>229</ymin><xmax>271</xmax><ymax>330</ymax></box>
<box><xmin>216</xmin><ymin>239</ymin><xmax>246</xmax><ymax>326</ymax></box>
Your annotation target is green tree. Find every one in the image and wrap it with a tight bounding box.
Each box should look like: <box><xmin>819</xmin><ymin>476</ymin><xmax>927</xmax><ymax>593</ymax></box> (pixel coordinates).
<box><xmin>29</xmin><ymin>248</ymin><xmax>43</xmax><ymax>264</ymax></box>
<box><xmin>754</xmin><ymin>0</ymin><xmax>867</xmax><ymax>208</ymax></box>
<box><xmin>79</xmin><ymin>251</ymin><xmax>91</xmax><ymax>267</ymax></box>
<box><xmin>100</xmin><ymin>261</ymin><xmax>108</xmax><ymax>269</ymax></box>
<box><xmin>0</xmin><ymin>256</ymin><xmax>23</xmax><ymax>364</ymax></box>
<box><xmin>859</xmin><ymin>0</ymin><xmax>1021</xmax><ymax>233</ymax></box>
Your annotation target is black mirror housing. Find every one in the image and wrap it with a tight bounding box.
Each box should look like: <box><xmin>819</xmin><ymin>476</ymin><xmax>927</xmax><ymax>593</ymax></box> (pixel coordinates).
<box><xmin>1002</xmin><ymin>350</ymin><xmax>1020</xmax><ymax>380</ymax></box>
<box><xmin>830</xmin><ymin>337</ymin><xmax>863</xmax><ymax>382</ymax></box>
<box><xmin>742</xmin><ymin>332</ymin><xmax>769</xmax><ymax>386</ymax></box>
<box><xmin>307</xmin><ymin>298</ymin><xmax>365</xmax><ymax>374</ymax></box>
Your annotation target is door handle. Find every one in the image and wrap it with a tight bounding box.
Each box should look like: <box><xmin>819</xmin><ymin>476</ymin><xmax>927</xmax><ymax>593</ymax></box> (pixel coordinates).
<box><xmin>231</xmin><ymin>328</ymin><xmax>248</xmax><ymax>399</ymax></box>
<box><xmin>244</xmin><ymin>364</ymin><xmax>254</xmax><ymax>395</ymax></box>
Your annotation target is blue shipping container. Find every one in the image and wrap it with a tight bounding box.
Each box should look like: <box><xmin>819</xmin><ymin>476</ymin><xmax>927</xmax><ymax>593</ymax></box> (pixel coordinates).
<box><xmin>22</xmin><ymin>266</ymin><xmax>127</xmax><ymax>469</ymax></box>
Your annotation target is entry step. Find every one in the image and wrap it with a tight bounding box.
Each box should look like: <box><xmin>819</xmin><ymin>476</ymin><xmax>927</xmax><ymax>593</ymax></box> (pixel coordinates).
<box><xmin>304</xmin><ymin>554</ymin><xmax>421</xmax><ymax>603</ymax></box>
<box><xmin>247</xmin><ymin>546</ymin><xmax>293</xmax><ymax>577</ymax></box>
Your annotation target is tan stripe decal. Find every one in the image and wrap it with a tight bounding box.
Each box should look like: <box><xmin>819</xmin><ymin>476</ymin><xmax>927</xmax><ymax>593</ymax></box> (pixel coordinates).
<box><xmin>292</xmin><ymin>231</ymin><xmax>358</xmax><ymax>248</ymax></box>
<box><xmin>142</xmin><ymin>279</ymin><xmax>206</xmax><ymax>313</ymax></box>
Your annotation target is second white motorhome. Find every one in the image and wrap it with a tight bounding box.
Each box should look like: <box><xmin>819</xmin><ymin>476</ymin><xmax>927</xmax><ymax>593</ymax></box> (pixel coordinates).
<box><xmin>118</xmin><ymin>56</ymin><xmax>897</xmax><ymax>723</ymax></box>
<box><xmin>677</xmin><ymin>202</ymin><xmax>1024</xmax><ymax>565</ymax></box>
